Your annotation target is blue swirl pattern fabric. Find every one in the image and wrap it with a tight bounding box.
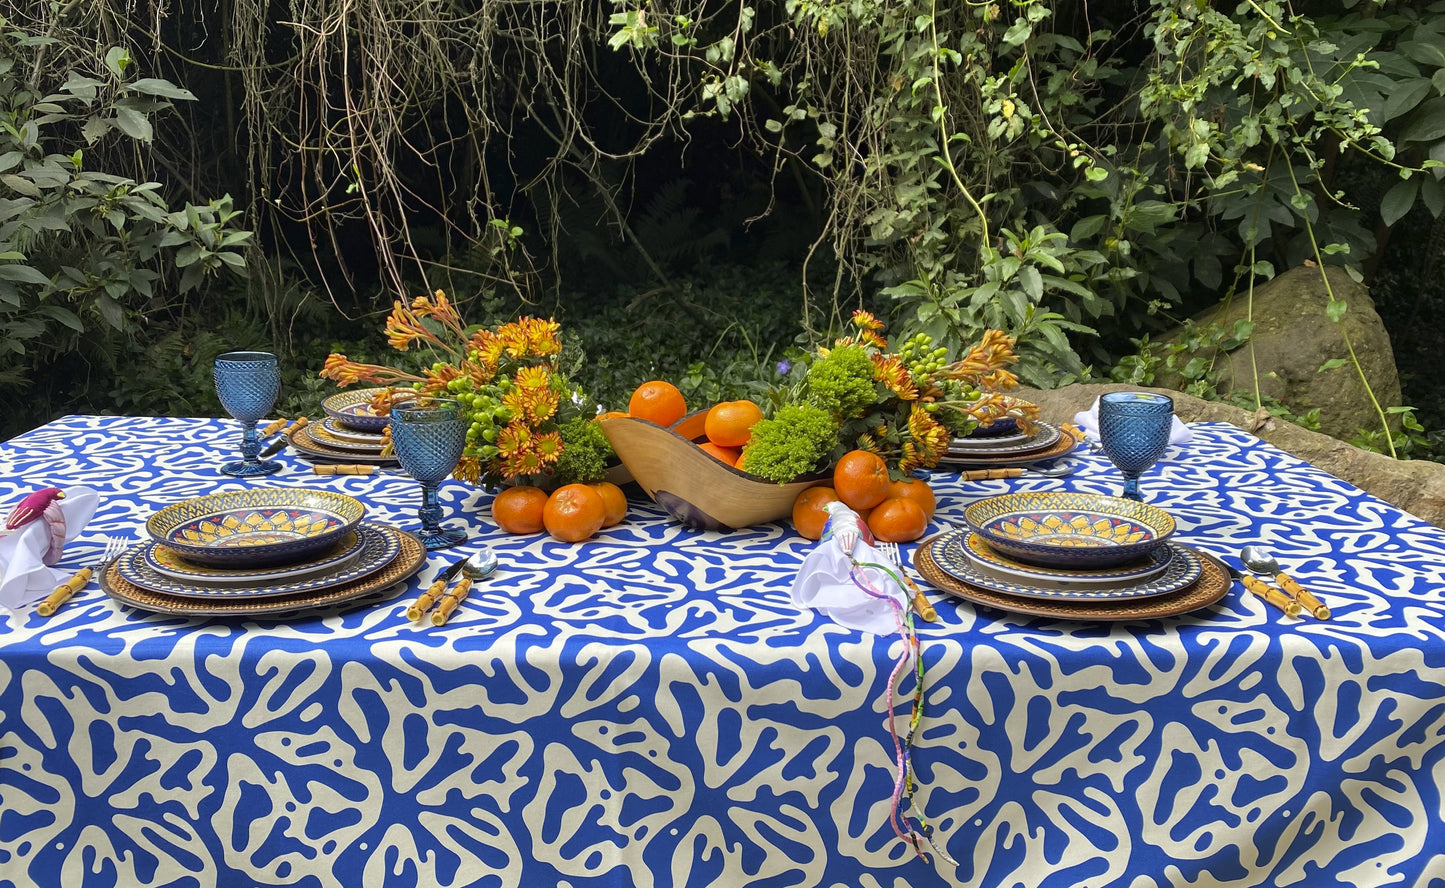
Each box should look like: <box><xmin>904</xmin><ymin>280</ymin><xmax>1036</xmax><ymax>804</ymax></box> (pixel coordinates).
<box><xmin>2</xmin><ymin>416</ymin><xmax>1445</xmax><ymax>887</ymax></box>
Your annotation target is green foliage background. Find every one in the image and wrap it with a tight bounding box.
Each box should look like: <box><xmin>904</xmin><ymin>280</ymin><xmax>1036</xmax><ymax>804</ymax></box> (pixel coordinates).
<box><xmin>1</xmin><ymin>1</ymin><xmax>1443</xmax><ymax>454</ymax></box>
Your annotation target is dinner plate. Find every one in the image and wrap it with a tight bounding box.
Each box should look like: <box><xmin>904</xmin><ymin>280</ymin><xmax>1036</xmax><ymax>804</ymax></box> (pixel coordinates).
<box><xmin>307</xmin><ymin>422</ymin><xmax>390</xmax><ymax>453</ymax></box>
<box><xmin>928</xmin><ymin>534</ymin><xmax>1201</xmax><ymax>601</ymax></box>
<box><xmin>290</xmin><ymin>426</ymin><xmax>400</xmax><ymax>465</ymax></box>
<box><xmin>102</xmin><ymin>528</ymin><xmax>425</xmax><ymax>617</ymax></box>
<box><xmin>946</xmin><ymin>422</ymin><xmax>1062</xmax><ymax>457</ymax></box>
<box><xmin>116</xmin><ymin>522</ymin><xmax>402</xmax><ymax>599</ymax></box>
<box><xmin>938</xmin><ymin>425</ymin><xmax>1083</xmax><ymax>469</ymax></box>
<box><xmin>322</xmin><ymin>388</ymin><xmax>416</xmax><ymax>432</ymax></box>
<box><xmin>144</xmin><ymin>528</ymin><xmax>366</xmax><ymax>584</ymax></box>
<box><xmin>955</xmin><ymin>531</ymin><xmax>1173</xmax><ymax>586</ymax></box>
<box><xmin>320</xmin><ymin>417</ymin><xmax>389</xmax><ymax>445</ymax></box>
<box><xmin>916</xmin><ymin>542</ymin><xmax>1228</xmax><ymax>620</ymax></box>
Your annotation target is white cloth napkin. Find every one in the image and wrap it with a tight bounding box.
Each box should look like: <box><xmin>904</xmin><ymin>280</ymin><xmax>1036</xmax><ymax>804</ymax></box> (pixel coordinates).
<box><xmin>0</xmin><ymin>487</ymin><xmax>99</xmax><ymax>611</ymax></box>
<box><xmin>1073</xmin><ymin>396</ymin><xmax>1193</xmax><ymax>446</ymax></box>
<box><xmin>791</xmin><ymin>506</ymin><xmax>908</xmax><ymax>635</ymax></box>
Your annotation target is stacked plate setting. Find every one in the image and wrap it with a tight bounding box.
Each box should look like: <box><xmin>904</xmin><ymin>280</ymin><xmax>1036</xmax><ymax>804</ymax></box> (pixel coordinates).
<box><xmin>101</xmin><ymin>488</ymin><xmax>425</xmax><ymax>616</ymax></box>
<box><xmin>288</xmin><ymin>389</ymin><xmax>405</xmax><ymax>464</ymax></box>
<box><xmin>917</xmin><ymin>491</ymin><xmax>1229</xmax><ymax>620</ymax></box>
<box><xmin>938</xmin><ymin>420</ymin><xmax>1079</xmax><ymax>469</ymax></box>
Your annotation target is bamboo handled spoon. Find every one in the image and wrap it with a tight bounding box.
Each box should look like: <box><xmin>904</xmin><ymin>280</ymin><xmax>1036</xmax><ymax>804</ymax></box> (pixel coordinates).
<box><xmin>1240</xmin><ymin>546</ymin><xmax>1330</xmax><ymax>619</ymax></box>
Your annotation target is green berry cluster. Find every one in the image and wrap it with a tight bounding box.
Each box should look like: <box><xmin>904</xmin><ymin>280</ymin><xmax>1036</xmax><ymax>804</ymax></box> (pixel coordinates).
<box><xmin>896</xmin><ymin>332</ymin><xmax>949</xmax><ymax>383</ymax></box>
<box><xmin>436</xmin><ymin>358</ymin><xmax>517</xmax><ymax>466</ymax></box>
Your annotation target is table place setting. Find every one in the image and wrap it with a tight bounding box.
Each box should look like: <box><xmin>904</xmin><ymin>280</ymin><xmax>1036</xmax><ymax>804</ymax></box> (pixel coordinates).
<box><xmin>91</xmin><ymin>487</ymin><xmax>425</xmax><ymax>617</ymax></box>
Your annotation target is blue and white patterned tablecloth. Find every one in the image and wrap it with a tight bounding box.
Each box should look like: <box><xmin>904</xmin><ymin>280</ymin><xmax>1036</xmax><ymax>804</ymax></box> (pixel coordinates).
<box><xmin>2</xmin><ymin>415</ymin><xmax>1445</xmax><ymax>887</ymax></box>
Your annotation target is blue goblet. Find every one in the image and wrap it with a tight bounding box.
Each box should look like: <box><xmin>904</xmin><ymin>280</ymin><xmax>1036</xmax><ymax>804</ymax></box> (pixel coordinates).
<box><xmin>214</xmin><ymin>351</ymin><xmax>282</xmax><ymax>477</ymax></box>
<box><xmin>1098</xmin><ymin>391</ymin><xmax>1174</xmax><ymax>501</ymax></box>
<box><xmin>390</xmin><ymin>398</ymin><xmax>468</xmax><ymax>550</ymax></box>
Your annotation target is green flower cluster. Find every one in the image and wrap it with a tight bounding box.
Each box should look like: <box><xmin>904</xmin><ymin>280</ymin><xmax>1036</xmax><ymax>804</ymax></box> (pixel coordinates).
<box><xmin>806</xmin><ymin>344</ymin><xmax>878</xmax><ymax>418</ymax></box>
<box><xmin>739</xmin><ymin>404</ymin><xmax>839</xmax><ymax>483</ymax></box>
<box><xmin>553</xmin><ymin>416</ymin><xmax>615</xmax><ymax>485</ymax></box>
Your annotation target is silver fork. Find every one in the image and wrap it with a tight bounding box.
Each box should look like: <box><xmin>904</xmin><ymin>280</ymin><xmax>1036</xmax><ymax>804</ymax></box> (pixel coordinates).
<box><xmin>874</xmin><ymin>540</ymin><xmax>938</xmax><ymax>622</ymax></box>
<box><xmin>38</xmin><ymin>536</ymin><xmax>126</xmax><ymax>617</ymax></box>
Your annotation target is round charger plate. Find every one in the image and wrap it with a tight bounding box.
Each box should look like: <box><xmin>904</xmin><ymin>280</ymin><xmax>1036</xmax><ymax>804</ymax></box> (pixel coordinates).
<box><xmin>117</xmin><ymin>522</ymin><xmax>401</xmax><ymax>599</ymax></box>
<box><xmin>103</xmin><ymin>527</ymin><xmax>424</xmax><ymax>616</ymax></box>
<box><xmin>929</xmin><ymin>534</ymin><xmax>1201</xmax><ymax>601</ymax></box>
<box><xmin>290</xmin><ymin>426</ymin><xmax>399</xmax><ymax>465</ymax></box>
<box><xmin>144</xmin><ymin>528</ymin><xmax>365</xmax><ymax>584</ymax></box>
<box><xmin>956</xmin><ymin>531</ymin><xmax>1172</xmax><ymax>586</ymax></box>
<box><xmin>938</xmin><ymin>425</ymin><xmax>1083</xmax><ymax>470</ymax></box>
<box><xmin>320</xmin><ymin>417</ymin><xmax>388</xmax><ymax>445</ymax></box>
<box><xmin>916</xmin><ymin>542</ymin><xmax>1228</xmax><ymax>620</ymax></box>
<box><xmin>307</xmin><ymin>422</ymin><xmax>390</xmax><ymax>453</ymax></box>
<box><xmin>946</xmin><ymin>422</ymin><xmax>1062</xmax><ymax>457</ymax></box>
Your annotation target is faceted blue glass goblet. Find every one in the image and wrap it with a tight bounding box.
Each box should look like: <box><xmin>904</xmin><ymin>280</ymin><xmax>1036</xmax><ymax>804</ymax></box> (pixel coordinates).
<box><xmin>390</xmin><ymin>398</ymin><xmax>468</xmax><ymax>550</ymax></box>
<box><xmin>1098</xmin><ymin>391</ymin><xmax>1174</xmax><ymax>501</ymax></box>
<box><xmin>214</xmin><ymin>351</ymin><xmax>282</xmax><ymax>477</ymax></box>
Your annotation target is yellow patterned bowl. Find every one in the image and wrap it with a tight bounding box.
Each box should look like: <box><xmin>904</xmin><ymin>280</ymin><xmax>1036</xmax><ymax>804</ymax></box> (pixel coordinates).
<box><xmin>963</xmin><ymin>491</ymin><xmax>1175</xmax><ymax>569</ymax></box>
<box><xmin>147</xmin><ymin>488</ymin><xmax>367</xmax><ymax>567</ymax></box>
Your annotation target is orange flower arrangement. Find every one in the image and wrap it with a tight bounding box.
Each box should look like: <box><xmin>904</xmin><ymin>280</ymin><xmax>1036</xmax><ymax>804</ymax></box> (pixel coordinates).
<box><xmin>320</xmin><ymin>291</ymin><xmax>601</xmax><ymax>488</ymax></box>
<box><xmin>741</xmin><ymin>311</ymin><xmax>1037</xmax><ymax>481</ymax></box>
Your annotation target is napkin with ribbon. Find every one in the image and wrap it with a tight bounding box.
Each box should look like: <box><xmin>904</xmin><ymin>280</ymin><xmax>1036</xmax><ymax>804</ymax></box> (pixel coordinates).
<box><xmin>1073</xmin><ymin>396</ymin><xmax>1193</xmax><ymax>446</ymax></box>
<box><xmin>790</xmin><ymin>503</ymin><xmax>907</xmax><ymax>634</ymax></box>
<box><xmin>1</xmin><ymin>487</ymin><xmax>99</xmax><ymax>611</ymax></box>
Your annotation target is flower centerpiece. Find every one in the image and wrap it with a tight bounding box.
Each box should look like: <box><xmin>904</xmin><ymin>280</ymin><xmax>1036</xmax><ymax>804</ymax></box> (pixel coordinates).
<box><xmin>740</xmin><ymin>310</ymin><xmax>1038</xmax><ymax>483</ymax></box>
<box><xmin>320</xmin><ymin>291</ymin><xmax>613</xmax><ymax>489</ymax></box>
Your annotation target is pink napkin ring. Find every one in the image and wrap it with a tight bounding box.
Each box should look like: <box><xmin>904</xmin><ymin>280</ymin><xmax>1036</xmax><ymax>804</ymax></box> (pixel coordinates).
<box><xmin>5</xmin><ymin>487</ymin><xmax>67</xmax><ymax>565</ymax></box>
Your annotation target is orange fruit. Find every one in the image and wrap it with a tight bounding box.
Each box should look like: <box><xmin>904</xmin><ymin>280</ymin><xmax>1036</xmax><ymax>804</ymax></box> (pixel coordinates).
<box><xmin>699</xmin><ymin>441</ymin><xmax>741</xmax><ymax>466</ymax></box>
<box><xmin>543</xmin><ymin>483</ymin><xmax>607</xmax><ymax>542</ymax></box>
<box><xmin>589</xmin><ymin>481</ymin><xmax>628</xmax><ymax>527</ymax></box>
<box><xmin>792</xmin><ymin>486</ymin><xmax>841</xmax><ymax>540</ymax></box>
<box><xmin>492</xmin><ymin>485</ymin><xmax>548</xmax><ymax>534</ymax></box>
<box><xmin>885</xmin><ymin>477</ymin><xmax>936</xmax><ymax>520</ymax></box>
<box><xmin>704</xmin><ymin>399</ymin><xmax>764</xmax><ymax>448</ymax></box>
<box><xmin>628</xmin><ymin>380</ymin><xmax>687</xmax><ymax>427</ymax></box>
<box><xmin>833</xmin><ymin>449</ymin><xmax>890</xmax><ymax>511</ymax></box>
<box><xmin>868</xmin><ymin>497</ymin><xmax>928</xmax><ymax>543</ymax></box>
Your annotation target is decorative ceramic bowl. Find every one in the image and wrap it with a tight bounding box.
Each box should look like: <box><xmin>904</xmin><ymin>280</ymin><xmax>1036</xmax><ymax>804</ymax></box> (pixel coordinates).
<box><xmin>322</xmin><ymin>388</ymin><xmax>416</xmax><ymax>432</ymax></box>
<box><xmin>147</xmin><ymin>488</ymin><xmax>367</xmax><ymax>567</ymax></box>
<box><xmin>600</xmin><ymin>411</ymin><xmax>827</xmax><ymax>531</ymax></box>
<box><xmin>963</xmin><ymin>491</ymin><xmax>1175</xmax><ymax>569</ymax></box>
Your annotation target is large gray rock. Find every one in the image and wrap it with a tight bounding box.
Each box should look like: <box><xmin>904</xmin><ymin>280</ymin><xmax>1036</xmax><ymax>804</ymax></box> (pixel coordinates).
<box><xmin>1013</xmin><ymin>382</ymin><xmax>1445</xmax><ymax>529</ymax></box>
<box><xmin>1159</xmin><ymin>264</ymin><xmax>1401</xmax><ymax>442</ymax></box>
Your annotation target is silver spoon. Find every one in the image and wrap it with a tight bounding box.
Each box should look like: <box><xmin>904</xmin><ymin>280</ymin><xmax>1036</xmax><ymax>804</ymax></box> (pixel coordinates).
<box><xmin>432</xmin><ymin>547</ymin><xmax>498</xmax><ymax>626</ymax></box>
<box><xmin>1240</xmin><ymin>546</ymin><xmax>1329</xmax><ymax>619</ymax></box>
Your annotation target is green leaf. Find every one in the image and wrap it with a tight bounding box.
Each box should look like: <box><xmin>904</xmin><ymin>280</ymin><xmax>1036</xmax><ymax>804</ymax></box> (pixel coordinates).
<box><xmin>1002</xmin><ymin>20</ymin><xmax>1032</xmax><ymax>47</ymax></box>
<box><xmin>103</xmin><ymin>47</ymin><xmax>132</xmax><ymax>80</ymax></box>
<box><xmin>1381</xmin><ymin>178</ymin><xmax>1420</xmax><ymax>227</ymax></box>
<box><xmin>0</xmin><ymin>264</ymin><xmax>51</xmax><ymax>285</ymax></box>
<box><xmin>1326</xmin><ymin>299</ymin><xmax>1348</xmax><ymax>322</ymax></box>
<box><xmin>0</xmin><ymin>174</ymin><xmax>39</xmax><ymax>198</ymax></box>
<box><xmin>95</xmin><ymin>293</ymin><xmax>125</xmax><ymax>330</ymax></box>
<box><xmin>1018</xmin><ymin>265</ymin><xmax>1043</xmax><ymax>300</ymax></box>
<box><xmin>112</xmin><ymin>107</ymin><xmax>153</xmax><ymax>142</ymax></box>
<box><xmin>1382</xmin><ymin>78</ymin><xmax>1434</xmax><ymax>124</ymax></box>
<box><xmin>81</xmin><ymin>116</ymin><xmax>110</xmax><ymax>143</ymax></box>
<box><xmin>1070</xmin><ymin>215</ymin><xmax>1106</xmax><ymax>240</ymax></box>
<box><xmin>1318</xmin><ymin>357</ymin><xmax>1348</xmax><ymax>372</ymax></box>
<box><xmin>1421</xmin><ymin>177</ymin><xmax>1444</xmax><ymax>218</ymax></box>
<box><xmin>124</xmin><ymin>78</ymin><xmax>196</xmax><ymax>101</ymax></box>
<box><xmin>35</xmin><ymin>304</ymin><xmax>84</xmax><ymax>331</ymax></box>
<box><xmin>1400</xmin><ymin>97</ymin><xmax>1445</xmax><ymax>144</ymax></box>
<box><xmin>1399</xmin><ymin>39</ymin><xmax>1445</xmax><ymax>68</ymax></box>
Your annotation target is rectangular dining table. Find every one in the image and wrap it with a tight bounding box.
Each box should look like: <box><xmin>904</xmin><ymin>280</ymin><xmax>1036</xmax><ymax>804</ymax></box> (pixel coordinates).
<box><xmin>2</xmin><ymin>414</ymin><xmax>1444</xmax><ymax>887</ymax></box>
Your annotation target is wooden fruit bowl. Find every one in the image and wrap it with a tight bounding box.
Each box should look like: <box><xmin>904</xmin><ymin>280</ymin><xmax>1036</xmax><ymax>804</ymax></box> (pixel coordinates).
<box><xmin>599</xmin><ymin>411</ymin><xmax>827</xmax><ymax>531</ymax></box>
